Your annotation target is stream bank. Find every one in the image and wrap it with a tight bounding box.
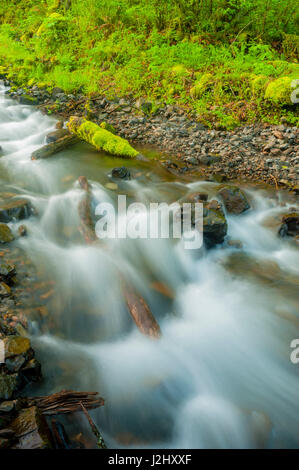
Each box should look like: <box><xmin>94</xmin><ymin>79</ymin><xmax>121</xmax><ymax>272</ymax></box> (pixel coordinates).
<box><xmin>4</xmin><ymin>80</ymin><xmax>299</xmax><ymax>192</ymax></box>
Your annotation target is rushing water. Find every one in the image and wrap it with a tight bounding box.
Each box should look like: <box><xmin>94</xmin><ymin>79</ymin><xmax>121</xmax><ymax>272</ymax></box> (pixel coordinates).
<box><xmin>0</xmin><ymin>83</ymin><xmax>299</xmax><ymax>449</ymax></box>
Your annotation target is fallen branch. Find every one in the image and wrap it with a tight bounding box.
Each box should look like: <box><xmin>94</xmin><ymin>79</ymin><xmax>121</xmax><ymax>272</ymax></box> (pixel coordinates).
<box><xmin>67</xmin><ymin>116</ymin><xmax>139</xmax><ymax>158</ymax></box>
<box><xmin>80</xmin><ymin>402</ymin><xmax>107</xmax><ymax>449</ymax></box>
<box><xmin>27</xmin><ymin>390</ymin><xmax>104</xmax><ymax>415</ymax></box>
<box><xmin>31</xmin><ymin>134</ymin><xmax>79</xmax><ymax>160</ymax></box>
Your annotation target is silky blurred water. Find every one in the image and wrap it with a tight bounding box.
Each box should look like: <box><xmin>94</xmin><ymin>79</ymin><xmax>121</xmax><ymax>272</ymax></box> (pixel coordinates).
<box><xmin>1</xmin><ymin>83</ymin><xmax>299</xmax><ymax>449</ymax></box>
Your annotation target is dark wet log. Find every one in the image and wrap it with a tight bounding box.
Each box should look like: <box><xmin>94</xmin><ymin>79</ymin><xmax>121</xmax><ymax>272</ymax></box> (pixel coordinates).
<box><xmin>80</xmin><ymin>402</ymin><xmax>107</xmax><ymax>449</ymax></box>
<box><xmin>31</xmin><ymin>134</ymin><xmax>79</xmax><ymax>160</ymax></box>
<box><xmin>27</xmin><ymin>390</ymin><xmax>104</xmax><ymax>415</ymax></box>
<box><xmin>51</xmin><ymin>419</ymin><xmax>70</xmax><ymax>449</ymax></box>
<box><xmin>77</xmin><ymin>176</ymin><xmax>97</xmax><ymax>244</ymax></box>
<box><xmin>77</xmin><ymin>176</ymin><xmax>161</xmax><ymax>338</ymax></box>
<box><xmin>124</xmin><ymin>287</ymin><xmax>161</xmax><ymax>339</ymax></box>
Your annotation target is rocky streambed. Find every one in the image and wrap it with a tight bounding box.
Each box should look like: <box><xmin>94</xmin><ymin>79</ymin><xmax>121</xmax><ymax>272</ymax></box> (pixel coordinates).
<box><xmin>4</xmin><ymin>81</ymin><xmax>299</xmax><ymax>191</ymax></box>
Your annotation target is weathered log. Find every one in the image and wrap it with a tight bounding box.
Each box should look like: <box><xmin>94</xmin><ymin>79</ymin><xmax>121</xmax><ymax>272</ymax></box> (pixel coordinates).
<box><xmin>124</xmin><ymin>286</ymin><xmax>161</xmax><ymax>338</ymax></box>
<box><xmin>27</xmin><ymin>390</ymin><xmax>104</xmax><ymax>415</ymax></box>
<box><xmin>67</xmin><ymin>116</ymin><xmax>139</xmax><ymax>158</ymax></box>
<box><xmin>77</xmin><ymin>176</ymin><xmax>161</xmax><ymax>338</ymax></box>
<box><xmin>31</xmin><ymin>134</ymin><xmax>79</xmax><ymax>160</ymax></box>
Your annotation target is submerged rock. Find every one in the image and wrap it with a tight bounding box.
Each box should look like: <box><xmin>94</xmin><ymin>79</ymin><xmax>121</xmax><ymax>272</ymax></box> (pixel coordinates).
<box><xmin>217</xmin><ymin>185</ymin><xmax>250</xmax><ymax>214</ymax></box>
<box><xmin>0</xmin><ymin>199</ymin><xmax>35</xmax><ymax>223</ymax></box>
<box><xmin>0</xmin><ymin>223</ymin><xmax>14</xmax><ymax>244</ymax></box>
<box><xmin>111</xmin><ymin>167</ymin><xmax>131</xmax><ymax>180</ymax></box>
<box><xmin>278</xmin><ymin>213</ymin><xmax>299</xmax><ymax>238</ymax></box>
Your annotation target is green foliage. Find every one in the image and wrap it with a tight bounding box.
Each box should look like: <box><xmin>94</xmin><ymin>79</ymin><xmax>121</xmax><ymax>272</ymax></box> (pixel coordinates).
<box><xmin>0</xmin><ymin>0</ymin><xmax>298</xmax><ymax>128</ymax></box>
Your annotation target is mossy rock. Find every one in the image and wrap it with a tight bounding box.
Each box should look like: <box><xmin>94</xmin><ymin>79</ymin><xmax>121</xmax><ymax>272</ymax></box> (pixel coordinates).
<box><xmin>18</xmin><ymin>95</ymin><xmax>38</xmax><ymax>106</ymax></box>
<box><xmin>282</xmin><ymin>34</ymin><xmax>299</xmax><ymax>59</ymax></box>
<box><xmin>264</xmin><ymin>77</ymin><xmax>295</xmax><ymax>105</ymax></box>
<box><xmin>190</xmin><ymin>73</ymin><xmax>214</xmax><ymax>99</ymax></box>
<box><xmin>68</xmin><ymin>117</ymin><xmax>139</xmax><ymax>158</ymax></box>
<box><xmin>0</xmin><ymin>373</ymin><xmax>20</xmax><ymax>400</ymax></box>
<box><xmin>4</xmin><ymin>336</ymin><xmax>31</xmax><ymax>359</ymax></box>
<box><xmin>0</xmin><ymin>223</ymin><xmax>14</xmax><ymax>244</ymax></box>
<box><xmin>250</xmin><ymin>75</ymin><xmax>270</xmax><ymax>97</ymax></box>
<box><xmin>170</xmin><ymin>65</ymin><xmax>189</xmax><ymax>77</ymax></box>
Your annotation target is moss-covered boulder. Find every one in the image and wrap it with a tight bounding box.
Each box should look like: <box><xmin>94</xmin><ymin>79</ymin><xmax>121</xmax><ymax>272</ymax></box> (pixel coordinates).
<box><xmin>264</xmin><ymin>77</ymin><xmax>295</xmax><ymax>105</ymax></box>
<box><xmin>67</xmin><ymin>117</ymin><xmax>139</xmax><ymax>158</ymax></box>
<box><xmin>100</xmin><ymin>122</ymin><xmax>116</xmax><ymax>134</ymax></box>
<box><xmin>11</xmin><ymin>406</ymin><xmax>53</xmax><ymax>449</ymax></box>
<box><xmin>217</xmin><ymin>185</ymin><xmax>250</xmax><ymax>215</ymax></box>
<box><xmin>0</xmin><ymin>374</ymin><xmax>20</xmax><ymax>400</ymax></box>
<box><xmin>0</xmin><ymin>224</ymin><xmax>14</xmax><ymax>244</ymax></box>
<box><xmin>250</xmin><ymin>75</ymin><xmax>270</xmax><ymax>97</ymax></box>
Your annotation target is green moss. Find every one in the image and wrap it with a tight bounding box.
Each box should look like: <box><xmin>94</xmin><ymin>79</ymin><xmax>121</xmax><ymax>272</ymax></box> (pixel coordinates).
<box><xmin>100</xmin><ymin>122</ymin><xmax>116</xmax><ymax>134</ymax></box>
<box><xmin>68</xmin><ymin>117</ymin><xmax>139</xmax><ymax>158</ymax></box>
<box><xmin>190</xmin><ymin>73</ymin><xmax>214</xmax><ymax>99</ymax></box>
<box><xmin>264</xmin><ymin>76</ymin><xmax>295</xmax><ymax>105</ymax></box>
<box><xmin>250</xmin><ymin>75</ymin><xmax>270</xmax><ymax>97</ymax></box>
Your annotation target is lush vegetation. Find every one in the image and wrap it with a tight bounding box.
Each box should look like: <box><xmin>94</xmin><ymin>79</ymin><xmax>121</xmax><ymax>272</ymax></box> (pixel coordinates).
<box><xmin>0</xmin><ymin>0</ymin><xmax>298</xmax><ymax>128</ymax></box>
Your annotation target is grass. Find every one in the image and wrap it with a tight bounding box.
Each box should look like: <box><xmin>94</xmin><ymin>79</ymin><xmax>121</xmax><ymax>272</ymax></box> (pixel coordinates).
<box><xmin>0</xmin><ymin>0</ymin><xmax>298</xmax><ymax>129</ymax></box>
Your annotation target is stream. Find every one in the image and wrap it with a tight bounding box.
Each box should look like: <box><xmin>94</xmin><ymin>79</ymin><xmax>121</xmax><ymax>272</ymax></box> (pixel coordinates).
<box><xmin>0</xmin><ymin>82</ymin><xmax>299</xmax><ymax>449</ymax></box>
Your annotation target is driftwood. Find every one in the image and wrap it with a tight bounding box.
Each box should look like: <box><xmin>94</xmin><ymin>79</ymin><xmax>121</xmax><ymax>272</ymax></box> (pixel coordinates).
<box><xmin>28</xmin><ymin>390</ymin><xmax>104</xmax><ymax>415</ymax></box>
<box><xmin>31</xmin><ymin>134</ymin><xmax>79</xmax><ymax>160</ymax></box>
<box><xmin>77</xmin><ymin>176</ymin><xmax>161</xmax><ymax>338</ymax></box>
<box><xmin>80</xmin><ymin>402</ymin><xmax>107</xmax><ymax>449</ymax></box>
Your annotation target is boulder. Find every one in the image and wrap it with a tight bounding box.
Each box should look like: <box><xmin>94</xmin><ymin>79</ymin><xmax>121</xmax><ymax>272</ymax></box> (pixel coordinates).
<box><xmin>0</xmin><ymin>223</ymin><xmax>14</xmax><ymax>244</ymax></box>
<box><xmin>0</xmin><ymin>199</ymin><xmax>35</xmax><ymax>223</ymax></box>
<box><xmin>11</xmin><ymin>406</ymin><xmax>53</xmax><ymax>449</ymax></box>
<box><xmin>4</xmin><ymin>336</ymin><xmax>32</xmax><ymax>359</ymax></box>
<box><xmin>111</xmin><ymin>167</ymin><xmax>131</xmax><ymax>180</ymax></box>
<box><xmin>217</xmin><ymin>185</ymin><xmax>250</xmax><ymax>214</ymax></box>
<box><xmin>278</xmin><ymin>213</ymin><xmax>299</xmax><ymax>238</ymax></box>
<box><xmin>202</xmin><ymin>200</ymin><xmax>228</xmax><ymax>247</ymax></box>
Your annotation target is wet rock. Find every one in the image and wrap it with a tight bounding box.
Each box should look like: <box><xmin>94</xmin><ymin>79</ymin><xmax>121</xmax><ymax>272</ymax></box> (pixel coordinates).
<box><xmin>278</xmin><ymin>213</ymin><xmax>299</xmax><ymax>238</ymax></box>
<box><xmin>5</xmin><ymin>356</ymin><xmax>26</xmax><ymax>373</ymax></box>
<box><xmin>0</xmin><ymin>282</ymin><xmax>11</xmax><ymax>298</ymax></box>
<box><xmin>0</xmin><ymin>223</ymin><xmax>14</xmax><ymax>244</ymax></box>
<box><xmin>202</xmin><ymin>200</ymin><xmax>228</xmax><ymax>247</ymax></box>
<box><xmin>18</xmin><ymin>95</ymin><xmax>38</xmax><ymax>106</ymax></box>
<box><xmin>227</xmin><ymin>239</ymin><xmax>243</xmax><ymax>249</ymax></box>
<box><xmin>45</xmin><ymin>128</ymin><xmax>70</xmax><ymax>144</ymax></box>
<box><xmin>3</xmin><ymin>336</ymin><xmax>31</xmax><ymax>359</ymax></box>
<box><xmin>0</xmin><ymin>199</ymin><xmax>35</xmax><ymax>223</ymax></box>
<box><xmin>51</xmin><ymin>87</ymin><xmax>64</xmax><ymax>99</ymax></box>
<box><xmin>55</xmin><ymin>120</ymin><xmax>64</xmax><ymax>129</ymax></box>
<box><xmin>217</xmin><ymin>185</ymin><xmax>250</xmax><ymax>214</ymax></box>
<box><xmin>0</xmin><ymin>428</ymin><xmax>15</xmax><ymax>439</ymax></box>
<box><xmin>19</xmin><ymin>358</ymin><xmax>42</xmax><ymax>383</ymax></box>
<box><xmin>111</xmin><ymin>167</ymin><xmax>131</xmax><ymax>180</ymax></box>
<box><xmin>11</xmin><ymin>406</ymin><xmax>53</xmax><ymax>449</ymax></box>
<box><xmin>0</xmin><ymin>373</ymin><xmax>19</xmax><ymax>400</ymax></box>
<box><xmin>0</xmin><ymin>264</ymin><xmax>16</xmax><ymax>284</ymax></box>
<box><xmin>0</xmin><ymin>400</ymin><xmax>18</xmax><ymax>414</ymax></box>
